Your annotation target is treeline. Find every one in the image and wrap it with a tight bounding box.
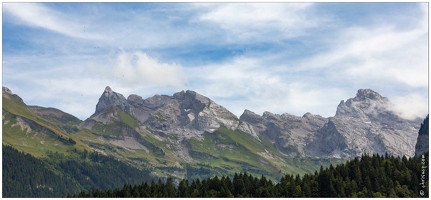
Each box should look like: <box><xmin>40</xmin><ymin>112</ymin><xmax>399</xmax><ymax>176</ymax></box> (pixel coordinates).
<box><xmin>73</xmin><ymin>152</ymin><xmax>429</xmax><ymax>198</ymax></box>
<box><xmin>2</xmin><ymin>145</ymin><xmax>79</xmax><ymax>197</ymax></box>
<box><xmin>2</xmin><ymin>145</ymin><xmax>154</xmax><ymax>198</ymax></box>
<box><xmin>45</xmin><ymin>149</ymin><xmax>154</xmax><ymax>191</ymax></box>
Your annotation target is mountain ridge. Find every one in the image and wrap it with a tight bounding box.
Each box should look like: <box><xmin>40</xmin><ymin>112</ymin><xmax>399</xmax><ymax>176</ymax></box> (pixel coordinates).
<box><xmin>87</xmin><ymin>86</ymin><xmax>422</xmax><ymax>158</ymax></box>
<box><xmin>2</xmin><ymin>85</ymin><xmax>426</xmax><ymax>182</ymax></box>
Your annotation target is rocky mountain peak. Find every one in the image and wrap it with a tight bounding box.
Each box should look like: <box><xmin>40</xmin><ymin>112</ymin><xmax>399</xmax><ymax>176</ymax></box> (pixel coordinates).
<box><xmin>174</xmin><ymin>90</ymin><xmax>205</xmax><ymax>99</ymax></box>
<box><xmin>335</xmin><ymin>89</ymin><xmax>391</xmax><ymax>119</ymax></box>
<box><xmin>91</xmin><ymin>86</ymin><xmax>129</xmax><ymax>117</ymax></box>
<box><xmin>185</xmin><ymin>90</ymin><xmax>211</xmax><ymax>105</ymax></box>
<box><xmin>104</xmin><ymin>86</ymin><xmax>113</xmax><ymax>93</ymax></box>
<box><xmin>173</xmin><ymin>90</ymin><xmax>212</xmax><ymax>113</ymax></box>
<box><xmin>177</xmin><ymin>90</ymin><xmax>239</xmax><ymax>132</ymax></box>
<box><xmin>239</xmin><ymin>109</ymin><xmax>263</xmax><ymax>124</ymax></box>
<box><xmin>2</xmin><ymin>86</ymin><xmax>12</xmax><ymax>94</ymax></box>
<box><xmin>302</xmin><ymin>112</ymin><xmax>324</xmax><ymax>120</ymax></box>
<box><xmin>187</xmin><ymin>90</ymin><xmax>209</xmax><ymax>101</ymax></box>
<box><xmin>354</xmin><ymin>89</ymin><xmax>387</xmax><ymax>101</ymax></box>
<box><xmin>2</xmin><ymin>86</ymin><xmax>24</xmax><ymax>103</ymax></box>
<box><xmin>262</xmin><ymin>111</ymin><xmax>280</xmax><ymax>121</ymax></box>
<box><xmin>127</xmin><ymin>94</ymin><xmax>144</xmax><ymax>105</ymax></box>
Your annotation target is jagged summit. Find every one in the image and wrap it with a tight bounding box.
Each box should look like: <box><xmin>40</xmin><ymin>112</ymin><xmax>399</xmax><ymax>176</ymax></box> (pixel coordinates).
<box><xmin>3</xmin><ymin>86</ymin><xmax>12</xmax><ymax>94</ymax></box>
<box><xmin>173</xmin><ymin>90</ymin><xmax>211</xmax><ymax>107</ymax></box>
<box><xmin>86</xmin><ymin>86</ymin><xmax>240</xmax><ymax>133</ymax></box>
<box><xmin>354</xmin><ymin>89</ymin><xmax>387</xmax><ymax>101</ymax></box>
<box><xmin>82</xmin><ymin>86</ymin><xmax>424</xmax><ymax>158</ymax></box>
<box><xmin>104</xmin><ymin>86</ymin><xmax>113</xmax><ymax>93</ymax></box>
<box><xmin>239</xmin><ymin>109</ymin><xmax>263</xmax><ymax>124</ymax></box>
<box><xmin>2</xmin><ymin>86</ymin><xmax>24</xmax><ymax>103</ymax></box>
<box><xmin>3</xmin><ymin>84</ymin><xmax>425</xmax><ymax>171</ymax></box>
<box><xmin>127</xmin><ymin>94</ymin><xmax>144</xmax><ymax>104</ymax></box>
<box><xmin>238</xmin><ymin>88</ymin><xmax>422</xmax><ymax>158</ymax></box>
<box><xmin>92</xmin><ymin>86</ymin><xmax>129</xmax><ymax>117</ymax></box>
<box><xmin>335</xmin><ymin>89</ymin><xmax>391</xmax><ymax>119</ymax></box>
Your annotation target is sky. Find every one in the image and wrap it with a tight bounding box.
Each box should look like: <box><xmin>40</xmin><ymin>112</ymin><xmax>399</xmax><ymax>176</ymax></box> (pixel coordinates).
<box><xmin>2</xmin><ymin>2</ymin><xmax>429</xmax><ymax>121</ymax></box>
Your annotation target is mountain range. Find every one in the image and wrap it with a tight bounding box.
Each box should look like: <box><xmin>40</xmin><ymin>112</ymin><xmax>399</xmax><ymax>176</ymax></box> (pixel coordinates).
<box><xmin>2</xmin><ymin>86</ymin><xmax>426</xmax><ymax>181</ymax></box>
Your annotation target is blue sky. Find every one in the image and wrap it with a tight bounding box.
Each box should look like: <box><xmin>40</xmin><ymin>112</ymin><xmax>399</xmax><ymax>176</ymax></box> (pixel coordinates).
<box><xmin>2</xmin><ymin>2</ymin><xmax>428</xmax><ymax>120</ymax></box>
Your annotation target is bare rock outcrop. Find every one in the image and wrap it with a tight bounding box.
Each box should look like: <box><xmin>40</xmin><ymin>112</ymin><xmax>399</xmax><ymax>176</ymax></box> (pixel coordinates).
<box><xmin>241</xmin><ymin>89</ymin><xmax>422</xmax><ymax>158</ymax></box>
<box><xmin>415</xmin><ymin>115</ymin><xmax>429</xmax><ymax>157</ymax></box>
<box><xmin>91</xmin><ymin>86</ymin><xmax>129</xmax><ymax>118</ymax></box>
<box><xmin>84</xmin><ymin>87</ymin><xmax>423</xmax><ymax>159</ymax></box>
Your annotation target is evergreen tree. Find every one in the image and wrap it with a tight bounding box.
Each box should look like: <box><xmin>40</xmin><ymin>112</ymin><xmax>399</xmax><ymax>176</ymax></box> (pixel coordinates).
<box><xmin>69</xmin><ymin>151</ymin><xmax>429</xmax><ymax>198</ymax></box>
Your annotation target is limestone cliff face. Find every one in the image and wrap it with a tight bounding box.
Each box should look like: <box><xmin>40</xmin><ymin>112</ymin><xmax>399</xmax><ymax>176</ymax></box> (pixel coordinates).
<box><xmin>86</xmin><ymin>87</ymin><xmax>240</xmax><ymax>134</ymax></box>
<box><xmin>84</xmin><ymin>87</ymin><xmax>423</xmax><ymax>159</ymax></box>
<box><xmin>415</xmin><ymin>115</ymin><xmax>429</xmax><ymax>157</ymax></box>
<box><xmin>239</xmin><ymin>110</ymin><xmax>327</xmax><ymax>157</ymax></box>
<box><xmin>308</xmin><ymin>89</ymin><xmax>422</xmax><ymax>158</ymax></box>
<box><xmin>92</xmin><ymin>86</ymin><xmax>129</xmax><ymax>118</ymax></box>
<box><xmin>241</xmin><ymin>89</ymin><xmax>422</xmax><ymax>158</ymax></box>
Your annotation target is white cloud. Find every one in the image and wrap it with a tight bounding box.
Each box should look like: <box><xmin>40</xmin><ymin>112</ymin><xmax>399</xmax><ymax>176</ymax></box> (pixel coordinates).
<box><xmin>2</xmin><ymin>3</ymin><xmax>428</xmax><ymax>121</ymax></box>
<box><xmin>390</xmin><ymin>94</ymin><xmax>428</xmax><ymax>120</ymax></box>
<box><xmin>185</xmin><ymin>55</ymin><xmax>349</xmax><ymax>117</ymax></box>
<box><xmin>187</xmin><ymin>56</ymin><xmax>281</xmax><ymax>98</ymax></box>
<box><xmin>338</xmin><ymin>25</ymin><xmax>427</xmax><ymax>87</ymax></box>
<box><xmin>190</xmin><ymin>3</ymin><xmax>428</xmax><ymax>118</ymax></box>
<box><xmin>289</xmin><ymin>6</ymin><xmax>428</xmax><ymax>98</ymax></box>
<box><xmin>195</xmin><ymin>3</ymin><xmax>320</xmax><ymax>42</ymax></box>
<box><xmin>3</xmin><ymin>3</ymin><xmax>105</xmax><ymax>40</ymax></box>
<box><xmin>3</xmin><ymin>49</ymin><xmax>187</xmax><ymax>119</ymax></box>
<box><xmin>111</xmin><ymin>50</ymin><xmax>187</xmax><ymax>88</ymax></box>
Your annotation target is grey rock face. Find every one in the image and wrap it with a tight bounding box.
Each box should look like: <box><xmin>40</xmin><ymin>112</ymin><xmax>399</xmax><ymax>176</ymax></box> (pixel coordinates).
<box><xmin>87</xmin><ymin>87</ymin><xmax>240</xmax><ymax>134</ymax></box>
<box><xmin>239</xmin><ymin>109</ymin><xmax>263</xmax><ymax>124</ymax></box>
<box><xmin>239</xmin><ymin>110</ymin><xmax>327</xmax><ymax>157</ymax></box>
<box><xmin>335</xmin><ymin>89</ymin><xmax>390</xmax><ymax>120</ymax></box>
<box><xmin>140</xmin><ymin>90</ymin><xmax>240</xmax><ymax>133</ymax></box>
<box><xmin>2</xmin><ymin>87</ymin><xmax>24</xmax><ymax>103</ymax></box>
<box><xmin>126</xmin><ymin>94</ymin><xmax>149</xmax><ymax>123</ymax></box>
<box><xmin>91</xmin><ymin>86</ymin><xmax>130</xmax><ymax>117</ymax></box>
<box><xmin>85</xmin><ymin>87</ymin><xmax>423</xmax><ymax>159</ymax></box>
<box><xmin>323</xmin><ymin>88</ymin><xmax>421</xmax><ymax>158</ymax></box>
<box><xmin>415</xmin><ymin>115</ymin><xmax>429</xmax><ymax>157</ymax></box>
<box><xmin>2</xmin><ymin>86</ymin><xmax>12</xmax><ymax>94</ymax></box>
<box><xmin>306</xmin><ymin>118</ymin><xmax>349</xmax><ymax>158</ymax></box>
<box><xmin>241</xmin><ymin>89</ymin><xmax>422</xmax><ymax>158</ymax></box>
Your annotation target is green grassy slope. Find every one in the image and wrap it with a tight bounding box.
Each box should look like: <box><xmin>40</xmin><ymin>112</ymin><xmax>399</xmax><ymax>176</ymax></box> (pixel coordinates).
<box><xmin>2</xmin><ymin>144</ymin><xmax>155</xmax><ymax>198</ymax></box>
<box><xmin>27</xmin><ymin>105</ymin><xmax>82</xmax><ymax>134</ymax></box>
<box><xmin>184</xmin><ymin>126</ymin><xmax>345</xmax><ymax>181</ymax></box>
<box><xmin>3</xmin><ymin>91</ymin><xmax>344</xmax><ymax>184</ymax></box>
<box><xmin>2</xmin><ymin>96</ymin><xmax>91</xmax><ymax>157</ymax></box>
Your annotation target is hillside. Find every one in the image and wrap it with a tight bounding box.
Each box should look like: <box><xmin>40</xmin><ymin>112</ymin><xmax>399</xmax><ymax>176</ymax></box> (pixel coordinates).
<box><xmin>2</xmin><ymin>145</ymin><xmax>154</xmax><ymax>197</ymax></box>
<box><xmin>75</xmin><ymin>86</ymin><xmax>347</xmax><ymax>180</ymax></box>
<box><xmin>2</xmin><ymin>87</ymin><xmax>89</xmax><ymax>157</ymax></box>
<box><xmin>73</xmin><ymin>152</ymin><xmax>429</xmax><ymax>198</ymax></box>
<box><xmin>2</xmin><ymin>86</ymin><xmax>427</xmax><ymax>194</ymax></box>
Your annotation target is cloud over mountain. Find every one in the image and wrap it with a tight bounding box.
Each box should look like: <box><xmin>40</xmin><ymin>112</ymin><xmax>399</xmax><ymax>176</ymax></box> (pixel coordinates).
<box><xmin>2</xmin><ymin>3</ymin><xmax>428</xmax><ymax>120</ymax></box>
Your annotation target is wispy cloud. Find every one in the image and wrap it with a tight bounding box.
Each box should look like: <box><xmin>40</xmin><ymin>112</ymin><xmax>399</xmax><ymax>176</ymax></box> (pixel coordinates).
<box><xmin>3</xmin><ymin>3</ymin><xmax>105</xmax><ymax>40</ymax></box>
<box><xmin>110</xmin><ymin>50</ymin><xmax>187</xmax><ymax>88</ymax></box>
<box><xmin>185</xmin><ymin>55</ymin><xmax>349</xmax><ymax>117</ymax></box>
<box><xmin>2</xmin><ymin>3</ymin><xmax>428</xmax><ymax>120</ymax></box>
<box><xmin>195</xmin><ymin>3</ymin><xmax>323</xmax><ymax>43</ymax></box>
<box><xmin>3</xmin><ymin>49</ymin><xmax>188</xmax><ymax>119</ymax></box>
<box><xmin>390</xmin><ymin>93</ymin><xmax>428</xmax><ymax>120</ymax></box>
